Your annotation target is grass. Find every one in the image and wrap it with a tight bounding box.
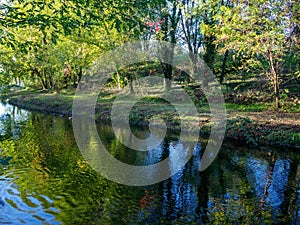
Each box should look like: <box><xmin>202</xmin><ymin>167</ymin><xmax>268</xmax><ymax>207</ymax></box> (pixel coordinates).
<box><xmin>1</xmin><ymin>88</ymin><xmax>74</xmax><ymax>116</ymax></box>
<box><xmin>1</xmin><ymin>87</ymin><xmax>300</xmax><ymax>149</ymax></box>
<box><xmin>280</xmin><ymin>103</ymin><xmax>300</xmax><ymax>113</ymax></box>
<box><xmin>225</xmin><ymin>103</ymin><xmax>272</xmax><ymax>112</ymax></box>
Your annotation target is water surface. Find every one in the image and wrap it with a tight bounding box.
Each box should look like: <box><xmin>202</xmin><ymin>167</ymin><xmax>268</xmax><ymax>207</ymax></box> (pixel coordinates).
<box><xmin>0</xmin><ymin>102</ymin><xmax>300</xmax><ymax>224</ymax></box>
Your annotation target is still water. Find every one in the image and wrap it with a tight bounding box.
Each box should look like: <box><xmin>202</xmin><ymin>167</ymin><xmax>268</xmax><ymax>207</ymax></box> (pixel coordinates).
<box><xmin>0</xmin><ymin>102</ymin><xmax>300</xmax><ymax>224</ymax></box>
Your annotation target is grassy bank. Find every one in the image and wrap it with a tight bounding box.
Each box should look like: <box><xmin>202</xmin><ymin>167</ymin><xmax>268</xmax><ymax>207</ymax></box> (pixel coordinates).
<box><xmin>1</xmin><ymin>87</ymin><xmax>300</xmax><ymax>150</ymax></box>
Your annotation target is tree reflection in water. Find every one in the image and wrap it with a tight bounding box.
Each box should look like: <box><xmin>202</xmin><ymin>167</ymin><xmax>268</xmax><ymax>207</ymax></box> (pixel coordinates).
<box><xmin>0</xmin><ymin>102</ymin><xmax>299</xmax><ymax>224</ymax></box>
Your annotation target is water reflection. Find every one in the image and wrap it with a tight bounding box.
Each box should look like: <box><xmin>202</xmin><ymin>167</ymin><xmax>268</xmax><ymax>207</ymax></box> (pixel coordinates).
<box><xmin>0</xmin><ymin>173</ymin><xmax>60</xmax><ymax>225</ymax></box>
<box><xmin>0</xmin><ymin>102</ymin><xmax>300</xmax><ymax>224</ymax></box>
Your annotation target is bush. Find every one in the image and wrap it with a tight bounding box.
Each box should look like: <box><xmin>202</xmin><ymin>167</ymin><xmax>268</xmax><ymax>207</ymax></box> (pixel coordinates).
<box><xmin>226</xmin><ymin>116</ymin><xmax>258</xmax><ymax>147</ymax></box>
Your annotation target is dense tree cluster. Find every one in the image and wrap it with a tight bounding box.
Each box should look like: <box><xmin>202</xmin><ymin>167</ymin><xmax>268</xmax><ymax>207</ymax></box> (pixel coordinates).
<box><xmin>0</xmin><ymin>0</ymin><xmax>299</xmax><ymax>108</ymax></box>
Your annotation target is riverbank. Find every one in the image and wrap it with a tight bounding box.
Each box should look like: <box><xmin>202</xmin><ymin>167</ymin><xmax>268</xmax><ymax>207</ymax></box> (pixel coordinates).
<box><xmin>1</xmin><ymin>88</ymin><xmax>300</xmax><ymax>150</ymax></box>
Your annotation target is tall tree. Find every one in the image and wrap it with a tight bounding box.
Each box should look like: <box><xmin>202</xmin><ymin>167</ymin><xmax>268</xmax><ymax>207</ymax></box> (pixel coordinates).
<box><xmin>159</xmin><ymin>0</ymin><xmax>181</xmax><ymax>90</ymax></box>
<box><xmin>213</xmin><ymin>0</ymin><xmax>295</xmax><ymax>109</ymax></box>
<box><xmin>142</xmin><ymin>0</ymin><xmax>181</xmax><ymax>89</ymax></box>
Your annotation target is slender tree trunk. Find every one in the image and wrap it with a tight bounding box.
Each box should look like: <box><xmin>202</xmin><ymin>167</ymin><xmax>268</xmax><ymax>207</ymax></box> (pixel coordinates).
<box><xmin>160</xmin><ymin>2</ymin><xmax>179</xmax><ymax>91</ymax></box>
<box><xmin>35</xmin><ymin>69</ymin><xmax>47</xmax><ymax>90</ymax></box>
<box><xmin>260</xmin><ymin>151</ymin><xmax>276</xmax><ymax>206</ymax></box>
<box><xmin>42</xmin><ymin>67</ymin><xmax>49</xmax><ymax>89</ymax></box>
<box><xmin>40</xmin><ymin>77</ymin><xmax>47</xmax><ymax>90</ymax></box>
<box><xmin>75</xmin><ymin>67</ymin><xmax>83</xmax><ymax>88</ymax></box>
<box><xmin>274</xmin><ymin>74</ymin><xmax>280</xmax><ymax>110</ymax></box>
<box><xmin>49</xmin><ymin>73</ymin><xmax>54</xmax><ymax>89</ymax></box>
<box><xmin>220</xmin><ymin>50</ymin><xmax>229</xmax><ymax>84</ymax></box>
<box><xmin>161</xmin><ymin>11</ymin><xmax>173</xmax><ymax>90</ymax></box>
<box><xmin>163</xmin><ymin>64</ymin><xmax>173</xmax><ymax>90</ymax></box>
<box><xmin>78</xmin><ymin>67</ymin><xmax>82</xmax><ymax>83</ymax></box>
<box><xmin>73</xmin><ymin>73</ymin><xmax>77</xmax><ymax>88</ymax></box>
<box><xmin>116</xmin><ymin>71</ymin><xmax>121</xmax><ymax>90</ymax></box>
<box><xmin>203</xmin><ymin>35</ymin><xmax>216</xmax><ymax>70</ymax></box>
<box><xmin>269</xmin><ymin>51</ymin><xmax>280</xmax><ymax>109</ymax></box>
<box><xmin>41</xmin><ymin>36</ymin><xmax>49</xmax><ymax>90</ymax></box>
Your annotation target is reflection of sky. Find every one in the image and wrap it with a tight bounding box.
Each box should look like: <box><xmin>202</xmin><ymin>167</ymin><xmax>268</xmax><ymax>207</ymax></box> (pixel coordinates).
<box><xmin>0</xmin><ymin>103</ymin><xmax>29</xmax><ymax>136</ymax></box>
<box><xmin>169</xmin><ymin>142</ymin><xmax>186</xmax><ymax>176</ymax></box>
<box><xmin>0</xmin><ymin>103</ymin><xmax>5</xmax><ymax>116</ymax></box>
<box><xmin>126</xmin><ymin>140</ymin><xmax>298</xmax><ymax>223</ymax></box>
<box><xmin>141</xmin><ymin>143</ymin><xmax>164</xmax><ymax>180</ymax></box>
<box><xmin>0</xmin><ymin>174</ymin><xmax>61</xmax><ymax>224</ymax></box>
<box><xmin>266</xmin><ymin>159</ymin><xmax>290</xmax><ymax>207</ymax></box>
<box><xmin>246</xmin><ymin>157</ymin><xmax>290</xmax><ymax>208</ymax></box>
<box><xmin>139</xmin><ymin>142</ymin><xmax>201</xmax><ymax>223</ymax></box>
<box><xmin>165</xmin><ymin>143</ymin><xmax>201</xmax><ymax>218</ymax></box>
<box><xmin>246</xmin><ymin>157</ymin><xmax>269</xmax><ymax>197</ymax></box>
<box><xmin>0</xmin><ymin>103</ymin><xmax>29</xmax><ymax>122</ymax></box>
<box><xmin>145</xmin><ymin>143</ymin><xmax>164</xmax><ymax>165</ymax></box>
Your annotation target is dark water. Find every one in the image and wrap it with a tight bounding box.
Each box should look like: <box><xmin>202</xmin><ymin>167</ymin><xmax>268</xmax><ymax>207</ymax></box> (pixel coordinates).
<box><xmin>0</xmin><ymin>102</ymin><xmax>300</xmax><ymax>224</ymax></box>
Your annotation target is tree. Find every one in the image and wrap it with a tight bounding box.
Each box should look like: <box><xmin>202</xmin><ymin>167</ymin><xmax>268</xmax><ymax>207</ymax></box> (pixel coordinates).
<box><xmin>0</xmin><ymin>0</ymin><xmax>155</xmax><ymax>89</ymax></box>
<box><xmin>213</xmin><ymin>0</ymin><xmax>294</xmax><ymax>109</ymax></box>
<box><xmin>180</xmin><ymin>0</ymin><xmax>225</xmax><ymax>79</ymax></box>
<box><xmin>157</xmin><ymin>0</ymin><xmax>181</xmax><ymax>90</ymax></box>
<box><xmin>142</xmin><ymin>0</ymin><xmax>181</xmax><ymax>90</ymax></box>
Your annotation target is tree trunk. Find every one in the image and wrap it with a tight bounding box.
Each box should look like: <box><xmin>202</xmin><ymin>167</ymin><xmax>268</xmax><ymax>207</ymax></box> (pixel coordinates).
<box><xmin>34</xmin><ymin>69</ymin><xmax>47</xmax><ymax>90</ymax></box>
<box><xmin>49</xmin><ymin>73</ymin><xmax>54</xmax><ymax>89</ymax></box>
<box><xmin>73</xmin><ymin>73</ymin><xmax>77</xmax><ymax>88</ymax></box>
<box><xmin>269</xmin><ymin>51</ymin><xmax>280</xmax><ymax>109</ymax></box>
<box><xmin>129</xmin><ymin>79</ymin><xmax>134</xmax><ymax>94</ymax></box>
<box><xmin>274</xmin><ymin>76</ymin><xmax>280</xmax><ymax>110</ymax></box>
<box><xmin>260</xmin><ymin>151</ymin><xmax>276</xmax><ymax>206</ymax></box>
<box><xmin>116</xmin><ymin>72</ymin><xmax>121</xmax><ymax>90</ymax></box>
<box><xmin>163</xmin><ymin>64</ymin><xmax>172</xmax><ymax>90</ymax></box>
<box><xmin>42</xmin><ymin>67</ymin><xmax>49</xmax><ymax>89</ymax></box>
<box><xmin>160</xmin><ymin>2</ymin><xmax>179</xmax><ymax>91</ymax></box>
<box><xmin>203</xmin><ymin>35</ymin><xmax>216</xmax><ymax>70</ymax></box>
<box><xmin>220</xmin><ymin>50</ymin><xmax>229</xmax><ymax>84</ymax></box>
<box><xmin>160</xmin><ymin>12</ymin><xmax>173</xmax><ymax>90</ymax></box>
<box><xmin>75</xmin><ymin>67</ymin><xmax>83</xmax><ymax>88</ymax></box>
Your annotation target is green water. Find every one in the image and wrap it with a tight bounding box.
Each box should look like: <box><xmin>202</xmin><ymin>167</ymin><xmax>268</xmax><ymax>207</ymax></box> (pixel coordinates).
<box><xmin>0</xmin><ymin>102</ymin><xmax>300</xmax><ymax>224</ymax></box>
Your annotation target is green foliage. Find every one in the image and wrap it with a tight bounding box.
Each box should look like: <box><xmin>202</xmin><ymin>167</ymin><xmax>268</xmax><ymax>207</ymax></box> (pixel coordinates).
<box><xmin>0</xmin><ymin>0</ymin><xmax>149</xmax><ymax>90</ymax></box>
<box><xmin>0</xmin><ymin>0</ymin><xmax>298</xmax><ymax>109</ymax></box>
<box><xmin>294</xmin><ymin>132</ymin><xmax>300</xmax><ymax>145</ymax></box>
<box><xmin>184</xmin><ymin>85</ymin><xmax>208</xmax><ymax>107</ymax></box>
<box><xmin>226</xmin><ymin>116</ymin><xmax>258</xmax><ymax>147</ymax></box>
<box><xmin>281</xmin><ymin>101</ymin><xmax>300</xmax><ymax>113</ymax></box>
<box><xmin>213</xmin><ymin>0</ymin><xmax>299</xmax><ymax>109</ymax></box>
<box><xmin>226</xmin><ymin>116</ymin><xmax>300</xmax><ymax>148</ymax></box>
<box><xmin>263</xmin><ymin>130</ymin><xmax>300</xmax><ymax>147</ymax></box>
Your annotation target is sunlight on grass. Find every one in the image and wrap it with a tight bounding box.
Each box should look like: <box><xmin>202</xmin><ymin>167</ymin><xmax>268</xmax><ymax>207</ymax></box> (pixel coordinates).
<box><xmin>225</xmin><ymin>103</ymin><xmax>271</xmax><ymax>112</ymax></box>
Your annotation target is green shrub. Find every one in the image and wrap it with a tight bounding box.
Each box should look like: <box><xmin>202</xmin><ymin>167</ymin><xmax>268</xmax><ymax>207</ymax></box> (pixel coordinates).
<box><xmin>226</xmin><ymin>116</ymin><xmax>258</xmax><ymax>147</ymax></box>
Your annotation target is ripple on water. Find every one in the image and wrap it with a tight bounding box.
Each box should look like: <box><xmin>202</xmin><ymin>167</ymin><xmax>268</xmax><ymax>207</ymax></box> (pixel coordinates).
<box><xmin>0</xmin><ymin>172</ymin><xmax>61</xmax><ymax>224</ymax></box>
